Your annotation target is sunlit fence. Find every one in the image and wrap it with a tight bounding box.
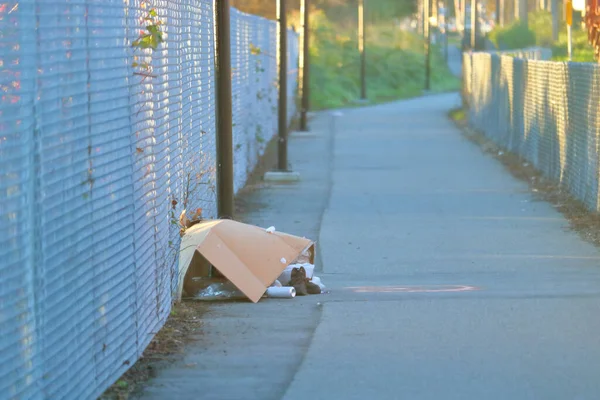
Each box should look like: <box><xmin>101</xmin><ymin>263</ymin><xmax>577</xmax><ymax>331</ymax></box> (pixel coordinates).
<box><xmin>463</xmin><ymin>49</ymin><xmax>600</xmax><ymax>212</ymax></box>
<box><xmin>0</xmin><ymin>1</ymin><xmax>298</xmax><ymax>398</ymax></box>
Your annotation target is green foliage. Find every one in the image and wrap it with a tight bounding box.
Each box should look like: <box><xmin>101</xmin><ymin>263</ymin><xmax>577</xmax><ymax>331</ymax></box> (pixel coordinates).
<box><xmin>449</xmin><ymin>107</ymin><xmax>466</xmax><ymax>122</ymax></box>
<box><xmin>132</xmin><ymin>8</ymin><xmax>164</xmax><ymax>50</ymax></box>
<box><xmin>309</xmin><ymin>10</ymin><xmax>459</xmax><ymax>110</ymax></box>
<box><xmin>551</xmin><ymin>35</ymin><xmax>595</xmax><ymax>62</ymax></box>
<box><xmin>249</xmin><ymin>43</ymin><xmax>262</xmax><ymax>55</ymax></box>
<box><xmin>528</xmin><ymin>11</ymin><xmax>554</xmax><ymax>46</ymax></box>
<box><xmin>488</xmin><ymin>21</ymin><xmax>536</xmax><ymax>50</ymax></box>
<box><xmin>234</xmin><ymin>0</ymin><xmax>439</xmax><ymax>109</ymax></box>
<box><xmin>489</xmin><ymin>11</ymin><xmax>595</xmax><ymax>62</ymax></box>
<box><xmin>131</xmin><ymin>4</ymin><xmax>164</xmax><ymax>79</ymax></box>
<box><xmin>232</xmin><ymin>0</ymin><xmax>417</xmax><ymax>22</ymax></box>
<box><xmin>539</xmin><ymin>12</ymin><xmax>595</xmax><ymax>62</ymax></box>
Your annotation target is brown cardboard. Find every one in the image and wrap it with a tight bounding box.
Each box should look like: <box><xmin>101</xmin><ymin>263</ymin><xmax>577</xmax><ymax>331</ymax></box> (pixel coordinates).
<box><xmin>176</xmin><ymin>219</ymin><xmax>314</xmax><ymax>303</ymax></box>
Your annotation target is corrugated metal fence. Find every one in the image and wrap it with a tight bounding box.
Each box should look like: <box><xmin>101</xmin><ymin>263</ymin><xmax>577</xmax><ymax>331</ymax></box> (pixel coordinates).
<box><xmin>463</xmin><ymin>49</ymin><xmax>600</xmax><ymax>212</ymax></box>
<box><xmin>0</xmin><ymin>1</ymin><xmax>298</xmax><ymax>398</ymax></box>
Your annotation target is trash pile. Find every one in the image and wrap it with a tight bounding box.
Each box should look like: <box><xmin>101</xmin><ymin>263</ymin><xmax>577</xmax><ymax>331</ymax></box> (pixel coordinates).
<box><xmin>175</xmin><ymin>220</ymin><xmax>325</xmax><ymax>303</ymax></box>
<box><xmin>267</xmin><ymin>245</ymin><xmax>326</xmax><ymax>298</ymax></box>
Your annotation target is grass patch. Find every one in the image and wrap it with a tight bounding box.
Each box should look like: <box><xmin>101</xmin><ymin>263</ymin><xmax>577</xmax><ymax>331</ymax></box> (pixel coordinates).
<box><xmin>449</xmin><ymin>107</ymin><xmax>466</xmax><ymax>122</ymax></box>
<box><xmin>448</xmin><ymin>34</ymin><xmax>462</xmax><ymax>46</ymax></box>
<box><xmin>306</xmin><ymin>10</ymin><xmax>460</xmax><ymax>110</ymax></box>
<box><xmin>550</xmin><ymin>31</ymin><xmax>595</xmax><ymax>62</ymax></box>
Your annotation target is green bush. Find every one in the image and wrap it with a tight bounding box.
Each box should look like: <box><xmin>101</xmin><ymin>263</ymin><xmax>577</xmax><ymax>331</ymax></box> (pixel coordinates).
<box><xmin>529</xmin><ymin>11</ymin><xmax>554</xmax><ymax>46</ymax></box>
<box><xmin>488</xmin><ymin>21</ymin><xmax>536</xmax><ymax>50</ymax></box>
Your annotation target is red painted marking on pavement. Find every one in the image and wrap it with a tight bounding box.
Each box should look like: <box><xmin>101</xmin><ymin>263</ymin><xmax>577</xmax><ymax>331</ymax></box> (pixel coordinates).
<box><xmin>346</xmin><ymin>285</ymin><xmax>479</xmax><ymax>293</ymax></box>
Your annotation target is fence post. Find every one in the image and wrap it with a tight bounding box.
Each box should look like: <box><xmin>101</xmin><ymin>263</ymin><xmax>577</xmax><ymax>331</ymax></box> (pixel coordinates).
<box><xmin>215</xmin><ymin>0</ymin><xmax>234</xmax><ymax>218</ymax></box>
<box><xmin>277</xmin><ymin>0</ymin><xmax>288</xmax><ymax>171</ymax></box>
<box><xmin>299</xmin><ymin>0</ymin><xmax>310</xmax><ymax>131</ymax></box>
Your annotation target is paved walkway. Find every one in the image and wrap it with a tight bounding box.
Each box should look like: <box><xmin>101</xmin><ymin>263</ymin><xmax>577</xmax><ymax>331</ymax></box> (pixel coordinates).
<box><xmin>447</xmin><ymin>43</ymin><xmax>462</xmax><ymax>78</ymax></box>
<box><xmin>285</xmin><ymin>93</ymin><xmax>600</xmax><ymax>399</ymax></box>
<box><xmin>139</xmin><ymin>93</ymin><xmax>600</xmax><ymax>399</ymax></box>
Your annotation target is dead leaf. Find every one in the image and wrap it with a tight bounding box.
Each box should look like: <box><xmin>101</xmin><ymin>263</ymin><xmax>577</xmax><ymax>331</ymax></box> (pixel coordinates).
<box><xmin>179</xmin><ymin>209</ymin><xmax>189</xmax><ymax>228</ymax></box>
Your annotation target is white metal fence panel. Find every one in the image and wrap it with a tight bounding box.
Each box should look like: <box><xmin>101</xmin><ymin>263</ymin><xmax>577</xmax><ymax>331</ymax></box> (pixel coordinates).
<box><xmin>0</xmin><ymin>1</ymin><xmax>298</xmax><ymax>398</ymax></box>
<box><xmin>0</xmin><ymin>1</ymin><xmax>40</xmax><ymax>398</ymax></box>
<box><xmin>463</xmin><ymin>50</ymin><xmax>600</xmax><ymax>213</ymax></box>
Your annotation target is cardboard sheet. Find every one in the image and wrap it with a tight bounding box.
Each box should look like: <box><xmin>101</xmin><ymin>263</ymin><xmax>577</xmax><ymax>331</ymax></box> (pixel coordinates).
<box><xmin>176</xmin><ymin>220</ymin><xmax>314</xmax><ymax>303</ymax></box>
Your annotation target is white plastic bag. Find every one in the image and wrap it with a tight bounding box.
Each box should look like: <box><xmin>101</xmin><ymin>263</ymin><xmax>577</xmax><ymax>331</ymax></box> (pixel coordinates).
<box><xmin>311</xmin><ymin>276</ymin><xmax>326</xmax><ymax>290</ymax></box>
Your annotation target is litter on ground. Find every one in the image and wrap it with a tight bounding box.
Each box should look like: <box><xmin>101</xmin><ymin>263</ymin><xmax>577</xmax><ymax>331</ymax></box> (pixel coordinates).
<box><xmin>176</xmin><ymin>219</ymin><xmax>325</xmax><ymax>302</ymax></box>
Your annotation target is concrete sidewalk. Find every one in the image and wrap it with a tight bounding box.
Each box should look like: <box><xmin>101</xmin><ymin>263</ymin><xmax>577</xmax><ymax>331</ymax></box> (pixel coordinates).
<box><xmin>285</xmin><ymin>93</ymin><xmax>600</xmax><ymax>399</ymax></box>
<box><xmin>447</xmin><ymin>43</ymin><xmax>462</xmax><ymax>78</ymax></box>
<box><xmin>140</xmin><ymin>93</ymin><xmax>600</xmax><ymax>400</ymax></box>
<box><xmin>137</xmin><ymin>115</ymin><xmax>334</xmax><ymax>399</ymax></box>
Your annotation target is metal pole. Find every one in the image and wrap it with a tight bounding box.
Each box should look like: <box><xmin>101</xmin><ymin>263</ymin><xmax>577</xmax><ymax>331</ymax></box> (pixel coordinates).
<box><xmin>567</xmin><ymin>25</ymin><xmax>572</xmax><ymax>59</ymax></box>
<box><xmin>453</xmin><ymin>0</ymin><xmax>461</xmax><ymax>32</ymax></box>
<box><xmin>551</xmin><ymin>0</ymin><xmax>558</xmax><ymax>41</ymax></box>
<box><xmin>433</xmin><ymin>0</ymin><xmax>439</xmax><ymax>46</ymax></box>
<box><xmin>277</xmin><ymin>0</ymin><xmax>288</xmax><ymax>171</ymax></box>
<box><xmin>444</xmin><ymin>6</ymin><xmax>449</xmax><ymax>62</ymax></box>
<box><xmin>299</xmin><ymin>0</ymin><xmax>310</xmax><ymax>131</ymax></box>
<box><xmin>460</xmin><ymin>0</ymin><xmax>465</xmax><ymax>32</ymax></box>
<box><xmin>496</xmin><ymin>0</ymin><xmax>501</xmax><ymax>24</ymax></box>
<box><xmin>359</xmin><ymin>0</ymin><xmax>367</xmax><ymax>99</ymax></box>
<box><xmin>418</xmin><ymin>0</ymin><xmax>424</xmax><ymax>36</ymax></box>
<box><xmin>517</xmin><ymin>0</ymin><xmax>528</xmax><ymax>26</ymax></box>
<box><xmin>215</xmin><ymin>0</ymin><xmax>234</xmax><ymax>219</ymax></box>
<box><xmin>425</xmin><ymin>0</ymin><xmax>431</xmax><ymax>90</ymax></box>
<box><xmin>471</xmin><ymin>0</ymin><xmax>476</xmax><ymax>49</ymax></box>
<box><xmin>566</xmin><ymin>0</ymin><xmax>572</xmax><ymax>59</ymax></box>
<box><xmin>463</xmin><ymin>0</ymin><xmax>468</xmax><ymax>39</ymax></box>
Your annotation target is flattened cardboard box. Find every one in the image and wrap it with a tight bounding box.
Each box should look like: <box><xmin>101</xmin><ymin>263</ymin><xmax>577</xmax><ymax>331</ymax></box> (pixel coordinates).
<box><xmin>176</xmin><ymin>219</ymin><xmax>315</xmax><ymax>303</ymax></box>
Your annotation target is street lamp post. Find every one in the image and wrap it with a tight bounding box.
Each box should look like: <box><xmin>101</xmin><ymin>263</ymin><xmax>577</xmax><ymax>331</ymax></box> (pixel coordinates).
<box><xmin>277</xmin><ymin>0</ymin><xmax>288</xmax><ymax>171</ymax></box>
<box><xmin>425</xmin><ymin>0</ymin><xmax>431</xmax><ymax>90</ymax></box>
<box><xmin>470</xmin><ymin>0</ymin><xmax>476</xmax><ymax>49</ymax></box>
<box><xmin>299</xmin><ymin>0</ymin><xmax>310</xmax><ymax>131</ymax></box>
<box><xmin>215</xmin><ymin>0</ymin><xmax>234</xmax><ymax>219</ymax></box>
<box><xmin>359</xmin><ymin>0</ymin><xmax>367</xmax><ymax>100</ymax></box>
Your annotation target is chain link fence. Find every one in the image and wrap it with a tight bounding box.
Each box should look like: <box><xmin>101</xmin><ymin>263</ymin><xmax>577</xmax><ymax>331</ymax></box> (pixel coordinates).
<box><xmin>0</xmin><ymin>1</ymin><xmax>298</xmax><ymax>398</ymax></box>
<box><xmin>463</xmin><ymin>49</ymin><xmax>600</xmax><ymax>212</ymax></box>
